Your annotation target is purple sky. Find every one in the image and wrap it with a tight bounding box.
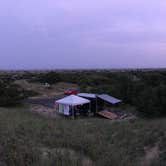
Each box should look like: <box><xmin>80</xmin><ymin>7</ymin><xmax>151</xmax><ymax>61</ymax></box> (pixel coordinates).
<box><xmin>0</xmin><ymin>0</ymin><xmax>166</xmax><ymax>69</ymax></box>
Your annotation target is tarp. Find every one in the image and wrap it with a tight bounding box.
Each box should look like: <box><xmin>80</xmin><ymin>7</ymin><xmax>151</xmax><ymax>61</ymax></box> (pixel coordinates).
<box><xmin>97</xmin><ymin>110</ymin><xmax>118</xmax><ymax>120</ymax></box>
<box><xmin>77</xmin><ymin>93</ymin><xmax>96</xmax><ymax>99</ymax></box>
<box><xmin>97</xmin><ymin>94</ymin><xmax>121</xmax><ymax>104</ymax></box>
<box><xmin>55</xmin><ymin>95</ymin><xmax>90</xmax><ymax>106</ymax></box>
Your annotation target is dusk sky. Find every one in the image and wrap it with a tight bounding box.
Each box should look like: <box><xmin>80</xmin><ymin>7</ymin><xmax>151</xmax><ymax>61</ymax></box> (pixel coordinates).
<box><xmin>0</xmin><ymin>0</ymin><xmax>166</xmax><ymax>69</ymax></box>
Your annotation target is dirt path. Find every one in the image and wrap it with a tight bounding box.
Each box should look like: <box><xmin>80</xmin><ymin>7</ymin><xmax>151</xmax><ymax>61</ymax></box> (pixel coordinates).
<box><xmin>141</xmin><ymin>144</ymin><xmax>159</xmax><ymax>166</ymax></box>
<box><xmin>30</xmin><ymin>105</ymin><xmax>60</xmax><ymax>118</ymax></box>
<box><xmin>41</xmin><ymin>147</ymin><xmax>94</xmax><ymax>166</ymax></box>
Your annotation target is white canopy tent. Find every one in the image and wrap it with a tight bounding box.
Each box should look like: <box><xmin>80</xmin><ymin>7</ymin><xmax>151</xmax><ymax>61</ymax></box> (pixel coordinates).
<box><xmin>56</xmin><ymin>95</ymin><xmax>90</xmax><ymax>106</ymax></box>
<box><xmin>55</xmin><ymin>95</ymin><xmax>90</xmax><ymax>117</ymax></box>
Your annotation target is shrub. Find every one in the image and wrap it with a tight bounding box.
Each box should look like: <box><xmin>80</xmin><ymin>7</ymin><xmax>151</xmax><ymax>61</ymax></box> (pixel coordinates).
<box><xmin>32</xmin><ymin>72</ymin><xmax>61</xmax><ymax>84</ymax></box>
<box><xmin>0</xmin><ymin>81</ymin><xmax>23</xmax><ymax>106</ymax></box>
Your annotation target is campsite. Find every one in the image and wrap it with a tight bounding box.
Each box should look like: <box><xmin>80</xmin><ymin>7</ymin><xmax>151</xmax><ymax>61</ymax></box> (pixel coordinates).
<box><xmin>1</xmin><ymin>0</ymin><xmax>166</xmax><ymax>165</ymax></box>
<box><xmin>0</xmin><ymin>69</ymin><xmax>166</xmax><ymax>166</ymax></box>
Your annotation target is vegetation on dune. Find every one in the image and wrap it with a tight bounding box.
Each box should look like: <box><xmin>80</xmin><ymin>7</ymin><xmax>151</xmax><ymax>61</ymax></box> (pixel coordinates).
<box><xmin>31</xmin><ymin>70</ymin><xmax>166</xmax><ymax>117</ymax></box>
<box><xmin>31</xmin><ymin>71</ymin><xmax>62</xmax><ymax>84</ymax></box>
<box><xmin>0</xmin><ymin>107</ymin><xmax>166</xmax><ymax>166</ymax></box>
<box><xmin>0</xmin><ymin>79</ymin><xmax>39</xmax><ymax>106</ymax></box>
<box><xmin>1</xmin><ymin>70</ymin><xmax>166</xmax><ymax>165</ymax></box>
<box><xmin>0</xmin><ymin>80</ymin><xmax>23</xmax><ymax>106</ymax></box>
<box><xmin>1</xmin><ymin>69</ymin><xmax>166</xmax><ymax>116</ymax></box>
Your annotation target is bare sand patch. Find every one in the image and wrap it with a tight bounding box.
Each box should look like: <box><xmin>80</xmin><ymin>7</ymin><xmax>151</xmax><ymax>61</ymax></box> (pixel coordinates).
<box><xmin>141</xmin><ymin>145</ymin><xmax>159</xmax><ymax>166</ymax></box>
<box><xmin>41</xmin><ymin>147</ymin><xmax>93</xmax><ymax>166</ymax></box>
<box><xmin>30</xmin><ymin>105</ymin><xmax>59</xmax><ymax>118</ymax></box>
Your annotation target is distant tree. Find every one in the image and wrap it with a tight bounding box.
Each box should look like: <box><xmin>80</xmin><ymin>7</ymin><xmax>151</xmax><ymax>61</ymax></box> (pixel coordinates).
<box><xmin>136</xmin><ymin>84</ymin><xmax>166</xmax><ymax>117</ymax></box>
<box><xmin>34</xmin><ymin>72</ymin><xmax>62</xmax><ymax>84</ymax></box>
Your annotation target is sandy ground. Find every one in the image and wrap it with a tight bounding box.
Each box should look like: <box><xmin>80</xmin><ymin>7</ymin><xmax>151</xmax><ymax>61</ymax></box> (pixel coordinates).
<box><xmin>141</xmin><ymin>144</ymin><xmax>159</xmax><ymax>166</ymax></box>
<box><xmin>41</xmin><ymin>147</ymin><xmax>93</xmax><ymax>166</ymax></box>
<box><xmin>14</xmin><ymin>79</ymin><xmax>77</xmax><ymax>98</ymax></box>
<box><xmin>30</xmin><ymin>104</ymin><xmax>60</xmax><ymax>118</ymax></box>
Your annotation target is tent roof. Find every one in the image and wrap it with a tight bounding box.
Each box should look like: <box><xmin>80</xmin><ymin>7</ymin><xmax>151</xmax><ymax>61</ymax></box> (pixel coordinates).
<box><xmin>97</xmin><ymin>94</ymin><xmax>122</xmax><ymax>104</ymax></box>
<box><xmin>77</xmin><ymin>93</ymin><xmax>96</xmax><ymax>99</ymax></box>
<box><xmin>55</xmin><ymin>95</ymin><xmax>90</xmax><ymax>106</ymax></box>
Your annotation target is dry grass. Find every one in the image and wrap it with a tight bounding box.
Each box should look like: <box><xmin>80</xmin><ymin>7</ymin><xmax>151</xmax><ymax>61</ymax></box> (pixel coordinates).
<box><xmin>40</xmin><ymin>147</ymin><xmax>93</xmax><ymax>166</ymax></box>
<box><xmin>1</xmin><ymin>106</ymin><xmax>166</xmax><ymax>166</ymax></box>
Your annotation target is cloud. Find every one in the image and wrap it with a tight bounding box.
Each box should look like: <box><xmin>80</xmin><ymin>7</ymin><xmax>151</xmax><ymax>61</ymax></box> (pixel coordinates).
<box><xmin>0</xmin><ymin>0</ymin><xmax>166</xmax><ymax>69</ymax></box>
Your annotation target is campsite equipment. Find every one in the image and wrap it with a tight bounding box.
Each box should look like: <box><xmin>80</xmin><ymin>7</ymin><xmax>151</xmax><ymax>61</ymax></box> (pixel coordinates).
<box><xmin>97</xmin><ymin>94</ymin><xmax>122</xmax><ymax>111</ymax></box>
<box><xmin>55</xmin><ymin>95</ymin><xmax>90</xmax><ymax>118</ymax></box>
<box><xmin>78</xmin><ymin>93</ymin><xmax>97</xmax><ymax>115</ymax></box>
<box><xmin>55</xmin><ymin>93</ymin><xmax>122</xmax><ymax>119</ymax></box>
<box><xmin>97</xmin><ymin>110</ymin><xmax>118</xmax><ymax>120</ymax></box>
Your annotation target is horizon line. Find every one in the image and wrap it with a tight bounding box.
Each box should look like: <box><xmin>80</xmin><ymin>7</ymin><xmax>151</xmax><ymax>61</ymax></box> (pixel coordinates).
<box><xmin>0</xmin><ymin>67</ymin><xmax>166</xmax><ymax>72</ymax></box>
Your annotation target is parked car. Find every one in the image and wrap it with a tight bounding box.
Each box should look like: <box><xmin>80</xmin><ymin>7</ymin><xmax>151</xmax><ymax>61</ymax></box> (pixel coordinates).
<box><xmin>64</xmin><ymin>88</ymin><xmax>78</xmax><ymax>95</ymax></box>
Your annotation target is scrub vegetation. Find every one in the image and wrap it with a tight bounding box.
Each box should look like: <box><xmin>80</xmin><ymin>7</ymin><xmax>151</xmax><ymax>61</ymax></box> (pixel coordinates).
<box><xmin>0</xmin><ymin>80</ymin><xmax>23</xmax><ymax>106</ymax></box>
<box><xmin>31</xmin><ymin>69</ymin><xmax>166</xmax><ymax>117</ymax></box>
<box><xmin>0</xmin><ymin>106</ymin><xmax>166</xmax><ymax>166</ymax></box>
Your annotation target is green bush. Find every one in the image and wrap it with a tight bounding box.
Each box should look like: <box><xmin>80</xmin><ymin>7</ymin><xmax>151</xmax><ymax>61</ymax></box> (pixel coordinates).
<box><xmin>0</xmin><ymin>81</ymin><xmax>23</xmax><ymax>106</ymax></box>
<box><xmin>31</xmin><ymin>72</ymin><xmax>62</xmax><ymax>84</ymax></box>
<box><xmin>3</xmin><ymin>69</ymin><xmax>166</xmax><ymax>117</ymax></box>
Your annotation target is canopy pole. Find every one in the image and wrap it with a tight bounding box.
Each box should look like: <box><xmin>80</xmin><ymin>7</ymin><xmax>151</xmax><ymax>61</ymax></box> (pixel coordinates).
<box><xmin>89</xmin><ymin>102</ymin><xmax>91</xmax><ymax>116</ymax></box>
<box><xmin>72</xmin><ymin>105</ymin><xmax>75</xmax><ymax>119</ymax></box>
<box><xmin>95</xmin><ymin>97</ymin><xmax>98</xmax><ymax>116</ymax></box>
